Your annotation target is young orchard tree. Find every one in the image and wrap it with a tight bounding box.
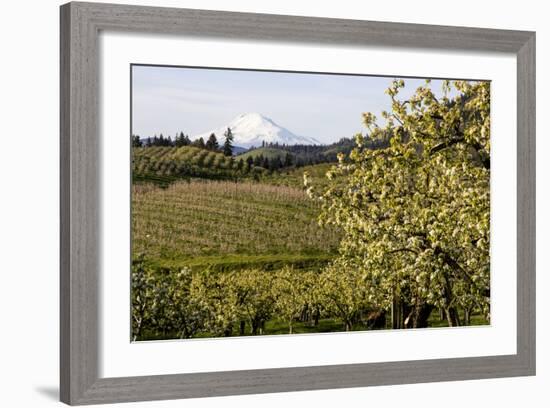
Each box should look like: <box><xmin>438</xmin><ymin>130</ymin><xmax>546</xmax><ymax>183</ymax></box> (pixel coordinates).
<box><xmin>223</xmin><ymin>127</ymin><xmax>234</xmax><ymax>156</ymax></box>
<box><xmin>306</xmin><ymin>80</ymin><xmax>490</xmax><ymax>328</ymax></box>
<box><xmin>232</xmin><ymin>269</ymin><xmax>275</xmax><ymax>335</ymax></box>
<box><xmin>236</xmin><ymin>158</ymin><xmax>245</xmax><ymax>173</ymax></box>
<box><xmin>317</xmin><ymin>261</ymin><xmax>372</xmax><ymax>331</ymax></box>
<box><xmin>163</xmin><ymin>268</ymin><xmax>207</xmax><ymax>339</ymax></box>
<box><xmin>272</xmin><ymin>266</ymin><xmax>309</xmax><ymax>334</ymax></box>
<box><xmin>131</xmin><ymin>257</ymin><xmax>151</xmax><ymax>341</ymax></box>
<box><xmin>246</xmin><ymin>156</ymin><xmax>254</xmax><ymax>170</ymax></box>
<box><xmin>190</xmin><ymin>270</ymin><xmax>239</xmax><ymax>337</ymax></box>
<box><xmin>253</xmin><ymin>154</ymin><xmax>263</xmax><ymax>167</ymax></box>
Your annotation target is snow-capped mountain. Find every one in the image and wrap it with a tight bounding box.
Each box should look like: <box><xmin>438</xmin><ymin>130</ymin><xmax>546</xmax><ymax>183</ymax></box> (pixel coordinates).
<box><xmin>193</xmin><ymin>113</ymin><xmax>321</xmax><ymax>148</ymax></box>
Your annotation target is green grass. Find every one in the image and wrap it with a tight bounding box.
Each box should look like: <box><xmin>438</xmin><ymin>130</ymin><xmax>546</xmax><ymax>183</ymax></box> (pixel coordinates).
<box><xmin>137</xmin><ymin>318</ymin><xmax>368</xmax><ymax>340</ymax></box>
<box><xmin>136</xmin><ymin>310</ymin><xmax>490</xmax><ymax>340</ymax></box>
<box><xmin>426</xmin><ymin>309</ymin><xmax>489</xmax><ymax>328</ymax></box>
<box><xmin>150</xmin><ymin>253</ymin><xmax>335</xmax><ymax>272</ymax></box>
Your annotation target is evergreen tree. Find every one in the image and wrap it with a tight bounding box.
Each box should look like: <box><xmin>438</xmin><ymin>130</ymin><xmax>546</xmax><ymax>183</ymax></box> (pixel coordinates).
<box><xmin>253</xmin><ymin>154</ymin><xmax>263</xmax><ymax>167</ymax></box>
<box><xmin>192</xmin><ymin>137</ymin><xmax>206</xmax><ymax>149</ymax></box>
<box><xmin>175</xmin><ymin>132</ymin><xmax>184</xmax><ymax>147</ymax></box>
<box><xmin>132</xmin><ymin>135</ymin><xmax>142</xmax><ymax>147</ymax></box>
<box><xmin>206</xmin><ymin>133</ymin><xmax>219</xmax><ymax>151</ymax></box>
<box><xmin>246</xmin><ymin>156</ymin><xmax>254</xmax><ymax>170</ymax></box>
<box><xmin>283</xmin><ymin>152</ymin><xmax>293</xmax><ymax>167</ymax></box>
<box><xmin>175</xmin><ymin>131</ymin><xmax>191</xmax><ymax>147</ymax></box>
<box><xmin>223</xmin><ymin>128</ymin><xmax>234</xmax><ymax>156</ymax></box>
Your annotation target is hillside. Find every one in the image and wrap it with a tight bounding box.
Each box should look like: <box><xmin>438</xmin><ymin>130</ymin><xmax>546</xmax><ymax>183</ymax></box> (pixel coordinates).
<box><xmin>132</xmin><ymin>144</ymin><xmax>348</xmax><ymax>189</ymax></box>
<box><xmin>236</xmin><ymin>138</ymin><xmax>356</xmax><ymax>167</ymax></box>
<box><xmin>266</xmin><ymin>163</ymin><xmax>335</xmax><ymax>189</ymax></box>
<box><xmin>236</xmin><ymin>147</ymin><xmax>290</xmax><ymax>161</ymax></box>
<box><xmin>132</xmin><ymin>145</ymin><xmax>265</xmax><ymax>184</ymax></box>
<box><xmin>132</xmin><ymin>180</ymin><xmax>340</xmax><ymax>271</ymax></box>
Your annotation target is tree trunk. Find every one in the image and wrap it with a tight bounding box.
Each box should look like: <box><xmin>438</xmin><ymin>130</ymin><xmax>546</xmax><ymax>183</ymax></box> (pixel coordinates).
<box><xmin>445</xmin><ymin>307</ymin><xmax>461</xmax><ymax>327</ymax></box>
<box><xmin>391</xmin><ymin>297</ymin><xmax>403</xmax><ymax>329</ymax></box>
<box><xmin>442</xmin><ymin>274</ymin><xmax>461</xmax><ymax>327</ymax></box>
<box><xmin>132</xmin><ymin>316</ymin><xmax>142</xmax><ymax>341</ymax></box>
<box><xmin>412</xmin><ymin>304</ymin><xmax>434</xmax><ymax>328</ymax></box>
<box><xmin>239</xmin><ymin>320</ymin><xmax>246</xmax><ymax>336</ymax></box>
<box><xmin>463</xmin><ymin>308</ymin><xmax>471</xmax><ymax>326</ymax></box>
<box><xmin>251</xmin><ymin>317</ymin><xmax>262</xmax><ymax>335</ymax></box>
<box><xmin>368</xmin><ymin>310</ymin><xmax>387</xmax><ymax>329</ymax></box>
<box><xmin>345</xmin><ymin>320</ymin><xmax>353</xmax><ymax>331</ymax></box>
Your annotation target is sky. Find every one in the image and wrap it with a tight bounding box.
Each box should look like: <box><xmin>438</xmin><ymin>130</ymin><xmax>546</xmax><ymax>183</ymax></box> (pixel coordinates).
<box><xmin>132</xmin><ymin>65</ymin><xmax>454</xmax><ymax>145</ymax></box>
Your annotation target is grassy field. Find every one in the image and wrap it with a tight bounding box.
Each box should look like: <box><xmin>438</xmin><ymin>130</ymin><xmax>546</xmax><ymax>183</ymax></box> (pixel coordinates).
<box><xmin>132</xmin><ymin>179</ymin><xmax>340</xmax><ymax>270</ymax></box>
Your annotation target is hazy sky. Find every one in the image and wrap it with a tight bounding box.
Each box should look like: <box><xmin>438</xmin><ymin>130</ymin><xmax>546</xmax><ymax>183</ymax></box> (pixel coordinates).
<box><xmin>132</xmin><ymin>65</ymin><xmax>451</xmax><ymax>145</ymax></box>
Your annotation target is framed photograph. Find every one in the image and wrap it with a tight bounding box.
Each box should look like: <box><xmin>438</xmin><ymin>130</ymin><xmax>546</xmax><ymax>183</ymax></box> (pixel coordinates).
<box><xmin>60</xmin><ymin>1</ymin><xmax>535</xmax><ymax>405</ymax></box>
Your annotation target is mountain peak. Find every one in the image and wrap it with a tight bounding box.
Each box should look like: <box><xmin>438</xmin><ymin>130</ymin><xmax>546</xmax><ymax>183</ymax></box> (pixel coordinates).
<box><xmin>193</xmin><ymin>113</ymin><xmax>321</xmax><ymax>148</ymax></box>
<box><xmin>237</xmin><ymin>112</ymin><xmax>264</xmax><ymax>119</ymax></box>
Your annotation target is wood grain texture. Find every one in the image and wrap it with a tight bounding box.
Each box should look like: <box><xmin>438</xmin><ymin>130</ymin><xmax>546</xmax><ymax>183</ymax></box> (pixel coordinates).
<box><xmin>60</xmin><ymin>2</ymin><xmax>100</xmax><ymax>404</ymax></box>
<box><xmin>60</xmin><ymin>1</ymin><xmax>536</xmax><ymax>405</ymax></box>
<box><xmin>516</xmin><ymin>34</ymin><xmax>536</xmax><ymax>372</ymax></box>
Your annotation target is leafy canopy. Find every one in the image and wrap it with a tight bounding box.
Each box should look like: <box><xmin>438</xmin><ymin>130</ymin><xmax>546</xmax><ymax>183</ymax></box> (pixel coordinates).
<box><xmin>306</xmin><ymin>79</ymin><xmax>491</xmax><ymax>326</ymax></box>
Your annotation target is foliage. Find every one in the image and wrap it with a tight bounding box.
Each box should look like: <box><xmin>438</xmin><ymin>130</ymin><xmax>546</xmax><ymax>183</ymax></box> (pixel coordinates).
<box><xmin>306</xmin><ymin>79</ymin><xmax>490</xmax><ymax>327</ymax></box>
<box><xmin>132</xmin><ymin>146</ymin><xmax>259</xmax><ymax>182</ymax></box>
<box><xmin>132</xmin><ymin>135</ymin><xmax>142</xmax><ymax>147</ymax></box>
<box><xmin>317</xmin><ymin>260</ymin><xmax>373</xmax><ymax>331</ymax></box>
<box><xmin>131</xmin><ymin>79</ymin><xmax>491</xmax><ymax>340</ymax></box>
<box><xmin>206</xmin><ymin>133</ymin><xmax>219</xmax><ymax>151</ymax></box>
<box><xmin>175</xmin><ymin>131</ymin><xmax>192</xmax><ymax>147</ymax></box>
<box><xmin>223</xmin><ymin>127</ymin><xmax>234</xmax><ymax>156</ymax></box>
<box><xmin>236</xmin><ymin>138</ymin><xmax>359</xmax><ymax>169</ymax></box>
<box><xmin>271</xmin><ymin>266</ymin><xmax>312</xmax><ymax>334</ymax></box>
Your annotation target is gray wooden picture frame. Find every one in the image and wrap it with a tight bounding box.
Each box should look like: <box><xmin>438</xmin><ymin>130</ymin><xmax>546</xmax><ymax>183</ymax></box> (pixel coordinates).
<box><xmin>60</xmin><ymin>1</ymin><xmax>536</xmax><ymax>405</ymax></box>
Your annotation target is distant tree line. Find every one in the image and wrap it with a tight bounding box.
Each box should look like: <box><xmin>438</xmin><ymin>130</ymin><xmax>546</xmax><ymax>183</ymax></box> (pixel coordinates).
<box><xmin>133</xmin><ymin>128</ymin><xmax>235</xmax><ymax>157</ymax></box>
<box><xmin>132</xmin><ymin>132</ymin><xmax>390</xmax><ymax>174</ymax></box>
